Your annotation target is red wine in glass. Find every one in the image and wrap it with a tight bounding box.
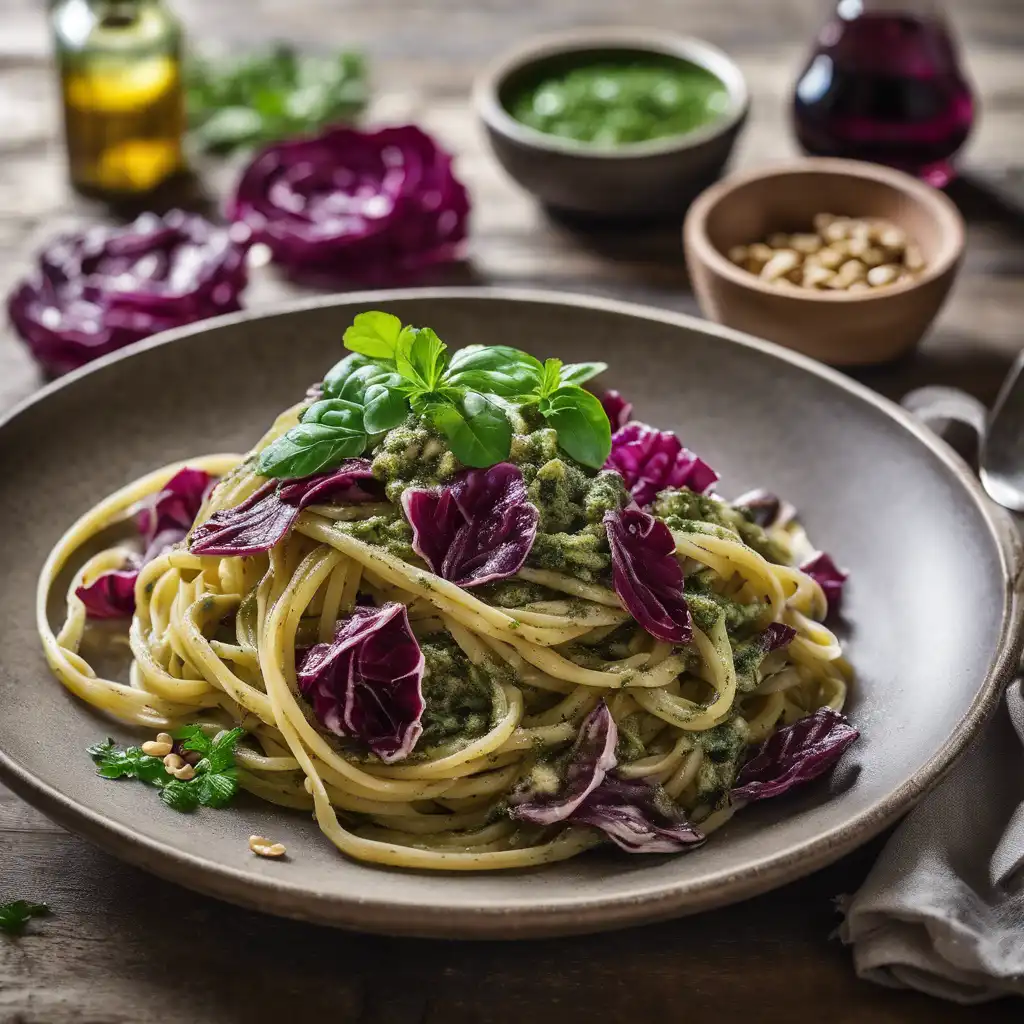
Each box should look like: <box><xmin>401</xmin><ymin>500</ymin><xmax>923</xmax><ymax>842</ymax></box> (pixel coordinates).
<box><xmin>792</xmin><ymin>0</ymin><xmax>975</xmax><ymax>187</ymax></box>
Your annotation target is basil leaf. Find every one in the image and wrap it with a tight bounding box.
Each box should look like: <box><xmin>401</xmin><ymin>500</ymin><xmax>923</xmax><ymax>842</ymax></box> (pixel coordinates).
<box><xmin>258</xmin><ymin>398</ymin><xmax>367</xmax><ymax>478</ymax></box>
<box><xmin>539</xmin><ymin>386</ymin><xmax>612</xmax><ymax>469</ymax></box>
<box><xmin>445</xmin><ymin>345</ymin><xmax>544</xmax><ymax>397</ymax></box>
<box><xmin>559</xmin><ymin>361</ymin><xmax>608</xmax><ymax>387</ymax></box>
<box><xmin>343</xmin><ymin>311</ymin><xmax>404</xmax><ymax>360</ymax></box>
<box><xmin>540</xmin><ymin>357</ymin><xmax>563</xmax><ymax>398</ymax></box>
<box><xmin>323</xmin><ymin>352</ymin><xmax>374</xmax><ymax>398</ymax></box>
<box><xmin>363</xmin><ymin>381</ymin><xmax>410</xmax><ymax>434</ymax></box>
<box><xmin>425</xmin><ymin>392</ymin><xmax>512</xmax><ymax>468</ymax></box>
<box><xmin>396</xmin><ymin>326</ymin><xmax>448</xmax><ymax>391</ymax></box>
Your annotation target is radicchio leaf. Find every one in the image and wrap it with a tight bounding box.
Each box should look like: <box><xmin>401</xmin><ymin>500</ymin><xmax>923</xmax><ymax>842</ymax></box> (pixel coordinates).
<box><xmin>508</xmin><ymin>702</ymin><xmax>618</xmax><ymax>825</ymax></box>
<box><xmin>604</xmin><ymin>504</ymin><xmax>691</xmax><ymax>644</ymax></box>
<box><xmin>733</xmin><ymin>488</ymin><xmax>797</xmax><ymax>530</ymax></box>
<box><xmin>136</xmin><ymin>467</ymin><xmax>213</xmax><ymax>543</ymax></box>
<box><xmin>731</xmin><ymin>707</ymin><xmax>860</xmax><ymax>803</ymax></box>
<box><xmin>401</xmin><ymin>463</ymin><xmax>539</xmax><ymax>588</ymax></box>
<box><xmin>509</xmin><ymin>702</ymin><xmax>705</xmax><ymax>853</ymax></box>
<box><xmin>800</xmin><ymin>552</ymin><xmax>849</xmax><ymax>615</ymax></box>
<box><xmin>600</xmin><ymin>390</ymin><xmax>633</xmax><ymax>431</ymax></box>
<box><xmin>75</xmin><ymin>564</ymin><xmax>141</xmax><ymax>619</ymax></box>
<box><xmin>761</xmin><ymin>622</ymin><xmax>797</xmax><ymax>651</ymax></box>
<box><xmin>605</xmin><ymin>421</ymin><xmax>719</xmax><ymax>507</ymax></box>
<box><xmin>190</xmin><ymin>459</ymin><xmax>377</xmax><ymax>556</ymax></box>
<box><xmin>296</xmin><ymin>603</ymin><xmax>425</xmax><ymax>763</ymax></box>
<box><xmin>571</xmin><ymin>773</ymin><xmax>706</xmax><ymax>853</ymax></box>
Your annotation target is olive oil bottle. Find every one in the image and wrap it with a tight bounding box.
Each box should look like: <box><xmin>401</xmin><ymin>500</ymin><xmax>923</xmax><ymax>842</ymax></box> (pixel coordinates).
<box><xmin>51</xmin><ymin>0</ymin><xmax>186</xmax><ymax>198</ymax></box>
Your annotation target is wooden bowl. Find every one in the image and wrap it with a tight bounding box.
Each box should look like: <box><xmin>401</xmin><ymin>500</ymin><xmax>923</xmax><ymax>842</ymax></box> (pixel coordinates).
<box><xmin>473</xmin><ymin>28</ymin><xmax>749</xmax><ymax>220</ymax></box>
<box><xmin>683</xmin><ymin>159</ymin><xmax>965</xmax><ymax>365</ymax></box>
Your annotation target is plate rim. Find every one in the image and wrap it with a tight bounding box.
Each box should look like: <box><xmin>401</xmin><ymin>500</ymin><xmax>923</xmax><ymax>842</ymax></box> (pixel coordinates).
<box><xmin>2</xmin><ymin>285</ymin><xmax>1021</xmax><ymax>939</ymax></box>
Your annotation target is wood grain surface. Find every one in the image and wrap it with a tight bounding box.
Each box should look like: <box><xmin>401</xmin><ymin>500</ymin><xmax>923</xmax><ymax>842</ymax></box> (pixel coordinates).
<box><xmin>1</xmin><ymin>1</ymin><xmax>1023</xmax><ymax>1021</ymax></box>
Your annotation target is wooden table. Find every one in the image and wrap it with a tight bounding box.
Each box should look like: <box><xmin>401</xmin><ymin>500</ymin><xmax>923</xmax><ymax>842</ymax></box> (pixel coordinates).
<box><xmin>2</xmin><ymin>1</ymin><xmax>1022</xmax><ymax>1020</ymax></box>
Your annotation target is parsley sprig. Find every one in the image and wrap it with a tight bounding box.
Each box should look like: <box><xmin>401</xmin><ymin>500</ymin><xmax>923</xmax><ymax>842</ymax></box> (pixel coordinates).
<box><xmin>257</xmin><ymin>311</ymin><xmax>611</xmax><ymax>478</ymax></box>
<box><xmin>0</xmin><ymin>900</ymin><xmax>49</xmax><ymax>936</ymax></box>
<box><xmin>87</xmin><ymin>726</ymin><xmax>245</xmax><ymax>813</ymax></box>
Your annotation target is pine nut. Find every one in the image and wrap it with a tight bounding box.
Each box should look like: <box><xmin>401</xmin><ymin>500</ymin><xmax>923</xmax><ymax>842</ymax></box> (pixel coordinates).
<box><xmin>875</xmin><ymin>225</ymin><xmax>906</xmax><ymax>251</ymax></box>
<box><xmin>802</xmin><ymin>264</ymin><xmax>836</xmax><ymax>289</ymax></box>
<box><xmin>904</xmin><ymin>244</ymin><xmax>925</xmax><ymax>271</ymax></box>
<box><xmin>813</xmin><ymin>212</ymin><xmax>837</xmax><ymax>234</ymax></box>
<box><xmin>163</xmin><ymin>753</ymin><xmax>184</xmax><ymax>770</ymax></box>
<box><xmin>142</xmin><ymin>740</ymin><xmax>173</xmax><ymax>757</ymax></box>
<box><xmin>860</xmin><ymin>246</ymin><xmax>886</xmax><ymax>267</ymax></box>
<box><xmin>727</xmin><ymin>245</ymin><xmax>749</xmax><ymax>265</ymax></box>
<box><xmin>156</xmin><ymin>733</ymin><xmax>173</xmax><ymax>746</ymax></box>
<box><xmin>747</xmin><ymin>242</ymin><xmax>774</xmax><ymax>267</ymax></box>
<box><xmin>249</xmin><ymin>835</ymin><xmax>287</xmax><ymax>858</ymax></box>
<box><xmin>760</xmin><ymin>250</ymin><xmax>800</xmax><ymax>282</ymax></box>
<box><xmin>790</xmin><ymin>233</ymin><xmax>823</xmax><ymax>255</ymax></box>
<box><xmin>867</xmin><ymin>264</ymin><xmax>902</xmax><ymax>287</ymax></box>
<box><xmin>767</xmin><ymin>232</ymin><xmax>791</xmax><ymax>249</ymax></box>
<box><xmin>171</xmin><ymin>763</ymin><xmax>196</xmax><ymax>781</ymax></box>
<box><xmin>815</xmin><ymin>247</ymin><xmax>845</xmax><ymax>270</ymax></box>
<box><xmin>823</xmin><ymin>218</ymin><xmax>854</xmax><ymax>243</ymax></box>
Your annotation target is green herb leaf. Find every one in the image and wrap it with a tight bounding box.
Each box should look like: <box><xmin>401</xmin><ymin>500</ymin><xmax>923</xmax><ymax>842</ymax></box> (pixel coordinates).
<box><xmin>258</xmin><ymin>398</ymin><xmax>368</xmax><ymax>478</ymax></box>
<box><xmin>195</xmin><ymin>769</ymin><xmax>238</xmax><ymax>808</ymax></box>
<box><xmin>203</xmin><ymin>727</ymin><xmax>246</xmax><ymax>774</ymax></box>
<box><xmin>538</xmin><ymin>385</ymin><xmax>612</xmax><ymax>468</ymax></box>
<box><xmin>540</xmin><ymin>357</ymin><xmax>563</xmax><ymax>398</ymax></box>
<box><xmin>425</xmin><ymin>392</ymin><xmax>513</xmax><ymax>468</ymax></box>
<box><xmin>325</xmin><ymin>360</ymin><xmax>409</xmax><ymax>434</ymax></box>
<box><xmin>559</xmin><ymin>361</ymin><xmax>608</xmax><ymax>387</ymax></box>
<box><xmin>361</xmin><ymin>381</ymin><xmax>409</xmax><ymax>434</ymax></box>
<box><xmin>343</xmin><ymin>311</ymin><xmax>404</xmax><ymax>360</ymax></box>
<box><xmin>445</xmin><ymin>345</ymin><xmax>544</xmax><ymax>397</ymax></box>
<box><xmin>88</xmin><ymin>738</ymin><xmax>170</xmax><ymax>785</ymax></box>
<box><xmin>322</xmin><ymin>352</ymin><xmax>374</xmax><ymax>397</ymax></box>
<box><xmin>395</xmin><ymin>327</ymin><xmax>448</xmax><ymax>392</ymax></box>
<box><xmin>0</xmin><ymin>900</ymin><xmax>50</xmax><ymax>936</ymax></box>
<box><xmin>160</xmin><ymin>779</ymin><xmax>200</xmax><ymax>812</ymax></box>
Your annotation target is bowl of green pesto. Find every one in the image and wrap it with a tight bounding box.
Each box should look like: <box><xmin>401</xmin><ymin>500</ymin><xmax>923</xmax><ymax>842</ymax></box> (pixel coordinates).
<box><xmin>473</xmin><ymin>29</ymin><xmax>749</xmax><ymax>219</ymax></box>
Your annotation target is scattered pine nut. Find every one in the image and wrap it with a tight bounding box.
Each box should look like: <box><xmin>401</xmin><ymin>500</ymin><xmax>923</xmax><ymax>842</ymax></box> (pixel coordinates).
<box><xmin>163</xmin><ymin>753</ymin><xmax>184</xmax><ymax>770</ymax></box>
<box><xmin>249</xmin><ymin>835</ymin><xmax>287</xmax><ymax>858</ymax></box>
<box><xmin>867</xmin><ymin>264</ymin><xmax>902</xmax><ymax>287</ymax></box>
<box><xmin>171</xmin><ymin>763</ymin><xmax>196</xmax><ymax>781</ymax></box>
<box><xmin>142</xmin><ymin>740</ymin><xmax>173</xmax><ymax>757</ymax></box>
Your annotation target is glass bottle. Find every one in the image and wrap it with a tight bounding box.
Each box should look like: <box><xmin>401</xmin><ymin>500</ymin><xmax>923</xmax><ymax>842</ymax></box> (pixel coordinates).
<box><xmin>792</xmin><ymin>0</ymin><xmax>975</xmax><ymax>187</ymax></box>
<box><xmin>50</xmin><ymin>0</ymin><xmax>186</xmax><ymax>198</ymax></box>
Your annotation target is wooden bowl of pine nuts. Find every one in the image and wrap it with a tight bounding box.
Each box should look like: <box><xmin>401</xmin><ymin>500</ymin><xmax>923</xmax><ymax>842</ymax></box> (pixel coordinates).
<box><xmin>683</xmin><ymin>158</ymin><xmax>965</xmax><ymax>364</ymax></box>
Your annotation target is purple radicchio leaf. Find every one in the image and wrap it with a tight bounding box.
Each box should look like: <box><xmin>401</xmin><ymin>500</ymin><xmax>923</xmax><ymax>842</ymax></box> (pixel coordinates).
<box><xmin>135</xmin><ymin>467</ymin><xmax>213</xmax><ymax>544</ymax></box>
<box><xmin>508</xmin><ymin>702</ymin><xmax>618</xmax><ymax>825</ymax></box>
<box><xmin>800</xmin><ymin>552</ymin><xmax>849</xmax><ymax>616</ymax></box>
<box><xmin>400</xmin><ymin>463</ymin><xmax>539</xmax><ymax>587</ymax></box>
<box><xmin>604</xmin><ymin>504</ymin><xmax>691</xmax><ymax>644</ymax></box>
<box><xmin>600</xmin><ymin>390</ymin><xmax>633</xmax><ymax>431</ymax></box>
<box><xmin>296</xmin><ymin>602</ymin><xmax>425</xmax><ymax>763</ymax></box>
<box><xmin>509</xmin><ymin>702</ymin><xmax>705</xmax><ymax>853</ymax></box>
<box><xmin>604</xmin><ymin>422</ymin><xmax>719</xmax><ymax>508</ymax></box>
<box><xmin>77</xmin><ymin>464</ymin><xmax>217</xmax><ymax>619</ymax></box>
<box><xmin>732</xmin><ymin>488</ymin><xmax>797</xmax><ymax>530</ymax></box>
<box><xmin>190</xmin><ymin>459</ymin><xmax>378</xmax><ymax>556</ymax></box>
<box><xmin>571</xmin><ymin>773</ymin><xmax>706</xmax><ymax>853</ymax></box>
<box><xmin>731</xmin><ymin>707</ymin><xmax>860</xmax><ymax>803</ymax></box>
<box><xmin>761</xmin><ymin>622</ymin><xmax>797</xmax><ymax>652</ymax></box>
<box><xmin>75</xmin><ymin>564</ymin><xmax>141</xmax><ymax>619</ymax></box>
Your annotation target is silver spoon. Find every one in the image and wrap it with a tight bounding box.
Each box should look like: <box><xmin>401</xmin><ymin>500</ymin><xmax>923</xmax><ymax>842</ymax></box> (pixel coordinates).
<box><xmin>981</xmin><ymin>351</ymin><xmax>1024</xmax><ymax>512</ymax></box>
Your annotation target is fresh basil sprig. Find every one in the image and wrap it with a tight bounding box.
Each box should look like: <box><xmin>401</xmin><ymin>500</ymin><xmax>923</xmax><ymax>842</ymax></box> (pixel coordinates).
<box><xmin>258</xmin><ymin>311</ymin><xmax>612</xmax><ymax>479</ymax></box>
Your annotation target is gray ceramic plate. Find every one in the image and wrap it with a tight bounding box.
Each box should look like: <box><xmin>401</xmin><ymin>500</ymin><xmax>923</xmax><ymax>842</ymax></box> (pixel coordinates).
<box><xmin>1</xmin><ymin>289</ymin><xmax>1021</xmax><ymax>939</ymax></box>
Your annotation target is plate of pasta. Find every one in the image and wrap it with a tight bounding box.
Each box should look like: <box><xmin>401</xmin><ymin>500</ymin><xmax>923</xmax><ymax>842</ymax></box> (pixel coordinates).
<box><xmin>1</xmin><ymin>289</ymin><xmax>1020</xmax><ymax>937</ymax></box>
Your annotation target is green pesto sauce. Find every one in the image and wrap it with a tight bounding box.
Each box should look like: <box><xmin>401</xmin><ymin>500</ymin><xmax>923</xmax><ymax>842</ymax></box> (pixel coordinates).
<box><xmin>685</xmin><ymin>573</ymin><xmax>766</xmax><ymax>640</ymax></box>
<box><xmin>693</xmin><ymin>716</ymin><xmax>749</xmax><ymax>812</ymax></box>
<box><xmin>509</xmin><ymin>57</ymin><xmax>730</xmax><ymax>147</ymax></box>
<box><xmin>419</xmin><ymin>636</ymin><xmax>500</xmax><ymax>750</ymax></box>
<box><xmin>338</xmin><ymin>510</ymin><xmax>416</xmax><ymax>563</ymax></box>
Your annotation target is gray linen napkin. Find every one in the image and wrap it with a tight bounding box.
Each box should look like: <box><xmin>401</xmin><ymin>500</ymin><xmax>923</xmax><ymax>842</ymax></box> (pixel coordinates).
<box><xmin>837</xmin><ymin>678</ymin><xmax>1024</xmax><ymax>1003</ymax></box>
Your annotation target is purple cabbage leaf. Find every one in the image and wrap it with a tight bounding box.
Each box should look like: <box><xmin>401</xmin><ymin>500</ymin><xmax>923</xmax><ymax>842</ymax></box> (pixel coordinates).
<box><xmin>510</xmin><ymin>702</ymin><xmax>705</xmax><ymax>853</ymax></box>
<box><xmin>800</xmin><ymin>552</ymin><xmax>849</xmax><ymax>616</ymax></box>
<box><xmin>7</xmin><ymin>211</ymin><xmax>250</xmax><ymax>376</ymax></box>
<box><xmin>228</xmin><ymin>125</ymin><xmax>469</xmax><ymax>283</ymax></box>
<box><xmin>600</xmin><ymin>390</ymin><xmax>633</xmax><ymax>431</ymax></box>
<box><xmin>296</xmin><ymin>602</ymin><xmax>425</xmax><ymax>763</ymax></box>
<box><xmin>732</xmin><ymin>488</ymin><xmax>797</xmax><ymax>530</ymax></box>
<box><xmin>75</xmin><ymin>565</ymin><xmax>141</xmax><ymax>619</ymax></box>
<box><xmin>604</xmin><ymin>504</ymin><xmax>691</xmax><ymax>644</ymax></box>
<box><xmin>190</xmin><ymin>459</ymin><xmax>378</xmax><ymax>556</ymax></box>
<box><xmin>401</xmin><ymin>463</ymin><xmax>539</xmax><ymax>587</ymax></box>
<box><xmin>605</xmin><ymin>421</ymin><xmax>719</xmax><ymax>507</ymax></box>
<box><xmin>731</xmin><ymin>707</ymin><xmax>860</xmax><ymax>803</ymax></box>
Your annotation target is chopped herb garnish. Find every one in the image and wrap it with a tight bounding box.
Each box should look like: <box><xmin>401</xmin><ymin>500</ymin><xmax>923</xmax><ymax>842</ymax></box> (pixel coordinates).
<box><xmin>88</xmin><ymin>726</ymin><xmax>245</xmax><ymax>813</ymax></box>
<box><xmin>0</xmin><ymin>900</ymin><xmax>50</xmax><ymax>936</ymax></box>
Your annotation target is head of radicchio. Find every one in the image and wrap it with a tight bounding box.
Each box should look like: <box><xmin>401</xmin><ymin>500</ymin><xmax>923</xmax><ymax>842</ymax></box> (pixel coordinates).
<box><xmin>509</xmin><ymin>702</ymin><xmax>705</xmax><ymax>853</ymax></box>
<box><xmin>7</xmin><ymin>211</ymin><xmax>250</xmax><ymax>376</ymax></box>
<box><xmin>401</xmin><ymin>463</ymin><xmax>539</xmax><ymax>587</ymax></box>
<box><xmin>76</xmin><ymin>466</ymin><xmax>215</xmax><ymax>619</ymax></box>
<box><xmin>189</xmin><ymin>460</ymin><xmax>379</xmax><ymax>556</ymax></box>
<box><xmin>605</xmin><ymin>422</ymin><xmax>719</xmax><ymax>507</ymax></box>
<box><xmin>731</xmin><ymin>707</ymin><xmax>860</xmax><ymax>803</ymax></box>
<box><xmin>228</xmin><ymin>125</ymin><xmax>470</xmax><ymax>283</ymax></box>
<box><xmin>604</xmin><ymin>504</ymin><xmax>691</xmax><ymax>644</ymax></box>
<box><xmin>297</xmin><ymin>602</ymin><xmax>425</xmax><ymax>763</ymax></box>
